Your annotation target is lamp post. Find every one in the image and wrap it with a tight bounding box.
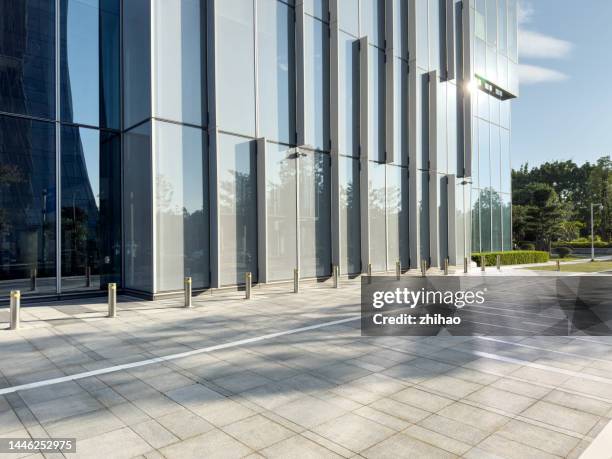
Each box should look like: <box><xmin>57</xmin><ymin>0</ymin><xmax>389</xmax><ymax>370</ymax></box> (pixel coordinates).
<box><xmin>591</xmin><ymin>203</ymin><xmax>603</xmax><ymax>262</ymax></box>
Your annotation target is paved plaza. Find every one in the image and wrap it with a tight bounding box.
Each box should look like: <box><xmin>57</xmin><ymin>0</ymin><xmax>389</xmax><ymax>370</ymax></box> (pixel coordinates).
<box><xmin>1</xmin><ymin>271</ymin><xmax>612</xmax><ymax>458</ymax></box>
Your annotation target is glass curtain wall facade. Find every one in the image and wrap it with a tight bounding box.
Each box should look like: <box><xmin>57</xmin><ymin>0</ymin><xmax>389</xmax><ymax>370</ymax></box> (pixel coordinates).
<box><xmin>0</xmin><ymin>0</ymin><xmax>517</xmax><ymax>299</ymax></box>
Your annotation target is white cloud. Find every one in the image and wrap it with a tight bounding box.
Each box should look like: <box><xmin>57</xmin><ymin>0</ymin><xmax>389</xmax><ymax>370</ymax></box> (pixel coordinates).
<box><xmin>519</xmin><ymin>30</ymin><xmax>573</xmax><ymax>59</ymax></box>
<box><xmin>519</xmin><ymin>64</ymin><xmax>569</xmax><ymax>84</ymax></box>
<box><xmin>518</xmin><ymin>0</ymin><xmax>534</xmax><ymax>25</ymax></box>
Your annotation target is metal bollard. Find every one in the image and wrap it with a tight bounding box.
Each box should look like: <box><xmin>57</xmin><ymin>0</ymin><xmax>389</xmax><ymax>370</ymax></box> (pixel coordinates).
<box><xmin>481</xmin><ymin>256</ymin><xmax>486</xmax><ymax>272</ymax></box>
<box><xmin>333</xmin><ymin>265</ymin><xmax>339</xmax><ymax>289</ymax></box>
<box><xmin>245</xmin><ymin>272</ymin><xmax>252</xmax><ymax>299</ymax></box>
<box><xmin>396</xmin><ymin>261</ymin><xmax>401</xmax><ymax>280</ymax></box>
<box><xmin>107</xmin><ymin>283</ymin><xmax>117</xmax><ymax>318</ymax></box>
<box><xmin>10</xmin><ymin>290</ymin><xmax>20</xmax><ymax>330</ymax></box>
<box><xmin>464</xmin><ymin>257</ymin><xmax>469</xmax><ymax>274</ymax></box>
<box><xmin>496</xmin><ymin>254</ymin><xmax>501</xmax><ymax>271</ymax></box>
<box><xmin>30</xmin><ymin>268</ymin><xmax>37</xmax><ymax>291</ymax></box>
<box><xmin>556</xmin><ymin>260</ymin><xmax>561</xmax><ymax>272</ymax></box>
<box><xmin>444</xmin><ymin>258</ymin><xmax>449</xmax><ymax>275</ymax></box>
<box><xmin>293</xmin><ymin>268</ymin><xmax>299</xmax><ymax>293</ymax></box>
<box><xmin>367</xmin><ymin>263</ymin><xmax>372</xmax><ymax>284</ymax></box>
<box><xmin>184</xmin><ymin>277</ymin><xmax>192</xmax><ymax>308</ymax></box>
<box><xmin>86</xmin><ymin>266</ymin><xmax>91</xmax><ymax>287</ymax></box>
<box><xmin>421</xmin><ymin>259</ymin><xmax>427</xmax><ymax>277</ymax></box>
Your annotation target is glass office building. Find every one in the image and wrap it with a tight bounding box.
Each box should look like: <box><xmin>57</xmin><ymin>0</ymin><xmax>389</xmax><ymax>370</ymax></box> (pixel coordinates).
<box><xmin>0</xmin><ymin>0</ymin><xmax>517</xmax><ymax>299</ymax></box>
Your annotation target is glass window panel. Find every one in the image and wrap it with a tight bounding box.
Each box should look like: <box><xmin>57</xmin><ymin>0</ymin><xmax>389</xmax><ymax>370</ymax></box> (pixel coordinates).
<box><xmin>338</xmin><ymin>32</ymin><xmax>360</xmax><ymax>157</ymax></box>
<box><xmin>304</xmin><ymin>16</ymin><xmax>330</xmax><ymax>151</ymax></box>
<box><xmin>155</xmin><ymin>121</ymin><xmax>209</xmax><ymax>291</ymax></box>
<box><xmin>393</xmin><ymin>58</ymin><xmax>408</xmax><ymax>167</ymax></box>
<box><xmin>0</xmin><ymin>0</ymin><xmax>55</xmax><ymax>119</ymax></box>
<box><xmin>489</xmin><ymin>95</ymin><xmax>499</xmax><ymax>126</ymax></box>
<box><xmin>478</xmin><ymin>89</ymin><xmax>489</xmax><ymax>122</ymax></box>
<box><xmin>478</xmin><ymin>119</ymin><xmax>490</xmax><ymax>189</ymax></box>
<box><xmin>216</xmin><ymin>0</ymin><xmax>255</xmax><ymax>136</ymax></box>
<box><xmin>475</xmin><ymin>9</ymin><xmax>486</xmax><ymax>41</ymax></box>
<box><xmin>500</xmin><ymin>99</ymin><xmax>510</xmax><ymax>129</ymax></box>
<box><xmin>338</xmin><ymin>0</ymin><xmax>359</xmax><ymax>36</ymax></box>
<box><xmin>61</xmin><ymin>0</ymin><xmax>120</xmax><ymax>129</ymax></box>
<box><xmin>339</xmin><ymin>156</ymin><xmax>360</xmax><ymax>274</ymax></box>
<box><xmin>299</xmin><ymin>151</ymin><xmax>331</xmax><ymax>277</ymax></box>
<box><xmin>507</xmin><ymin>0</ymin><xmax>517</xmax><ymax>61</ymax></box>
<box><xmin>491</xmin><ymin>189</ymin><xmax>502</xmax><ymax>251</ymax></box>
<box><xmin>0</xmin><ymin>116</ymin><xmax>56</xmax><ymax>296</ymax></box>
<box><xmin>480</xmin><ymin>188</ymin><xmax>492</xmax><ymax>252</ymax></box>
<box><xmin>218</xmin><ymin>133</ymin><xmax>258</xmax><ymax>285</ymax></box>
<box><xmin>486</xmin><ymin>44</ymin><xmax>497</xmax><ymax>83</ymax></box>
<box><xmin>61</xmin><ymin>126</ymin><xmax>120</xmax><ymax>292</ymax></box>
<box><xmin>123</xmin><ymin>0</ymin><xmax>151</xmax><ymax>128</ymax></box>
<box><xmin>153</xmin><ymin>0</ymin><xmax>205</xmax><ymax>126</ymax></box>
<box><xmin>475</xmin><ymin>38</ymin><xmax>486</xmax><ymax>76</ymax></box>
<box><xmin>418</xmin><ymin>70</ymin><xmax>429</xmax><ymax>168</ymax></box>
<box><xmin>369</xmin><ymin>162</ymin><xmax>386</xmax><ymax>272</ymax></box>
<box><xmin>266</xmin><ymin>143</ymin><xmax>297</xmax><ymax>281</ymax></box>
<box><xmin>486</xmin><ymin>0</ymin><xmax>497</xmax><ymax>46</ymax></box>
<box><xmin>123</xmin><ymin>122</ymin><xmax>153</xmax><ymax>291</ymax></box>
<box><xmin>437</xmin><ymin>174</ymin><xmax>448</xmax><ymax>265</ymax></box>
<box><xmin>498</xmin><ymin>53</ymin><xmax>508</xmax><ymax>90</ymax></box>
<box><xmin>502</xmin><ymin>192</ymin><xmax>512</xmax><ymax>250</ymax></box>
<box><xmin>447</xmin><ymin>83</ymin><xmax>458</xmax><ymax>175</ymax></box>
<box><xmin>498</xmin><ymin>0</ymin><xmax>507</xmax><ymax>54</ymax></box>
<box><xmin>258</xmin><ymin>0</ymin><xmax>296</xmax><ymax>144</ymax></box>
<box><xmin>304</xmin><ymin>0</ymin><xmax>329</xmax><ymax>21</ymax></box>
<box><xmin>437</xmin><ymin>81</ymin><xmax>447</xmax><ymax>173</ymax></box>
<box><xmin>360</xmin><ymin>0</ymin><xmax>384</xmax><ymax>48</ymax></box>
<box><xmin>490</xmin><ymin>124</ymin><xmax>500</xmax><ymax>191</ymax></box>
<box><xmin>471</xmin><ymin>189</ymin><xmax>481</xmax><ymax>253</ymax></box>
<box><xmin>416</xmin><ymin>0</ymin><xmax>429</xmax><ymax>69</ymax></box>
<box><xmin>500</xmin><ymin>128</ymin><xmax>511</xmax><ymax>193</ymax></box>
<box><xmin>369</xmin><ymin>46</ymin><xmax>385</xmax><ymax>163</ymax></box>
<box><xmin>386</xmin><ymin>165</ymin><xmax>409</xmax><ymax>270</ymax></box>
<box><xmin>393</xmin><ymin>0</ymin><xmax>408</xmax><ymax>59</ymax></box>
<box><xmin>419</xmin><ymin>171</ymin><xmax>430</xmax><ymax>262</ymax></box>
<box><xmin>428</xmin><ymin>0</ymin><xmax>440</xmax><ymax>72</ymax></box>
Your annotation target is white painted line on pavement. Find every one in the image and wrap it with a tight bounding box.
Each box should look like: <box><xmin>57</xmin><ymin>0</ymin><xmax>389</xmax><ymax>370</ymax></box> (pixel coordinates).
<box><xmin>0</xmin><ymin>315</ymin><xmax>360</xmax><ymax>396</ymax></box>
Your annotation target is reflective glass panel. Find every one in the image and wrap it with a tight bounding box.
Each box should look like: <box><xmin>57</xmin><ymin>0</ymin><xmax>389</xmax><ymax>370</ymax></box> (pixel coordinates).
<box><xmin>216</xmin><ymin>0</ymin><xmax>255</xmax><ymax>136</ymax></box>
<box><xmin>338</xmin><ymin>0</ymin><xmax>359</xmax><ymax>36</ymax></box>
<box><xmin>471</xmin><ymin>189</ymin><xmax>481</xmax><ymax>253</ymax></box>
<box><xmin>304</xmin><ymin>16</ymin><xmax>330</xmax><ymax>151</ymax></box>
<box><xmin>218</xmin><ymin>134</ymin><xmax>258</xmax><ymax>285</ymax></box>
<box><xmin>61</xmin><ymin>126</ymin><xmax>120</xmax><ymax>292</ymax></box>
<box><xmin>266</xmin><ymin>143</ymin><xmax>297</xmax><ymax>281</ymax></box>
<box><xmin>339</xmin><ymin>156</ymin><xmax>360</xmax><ymax>274</ymax></box>
<box><xmin>393</xmin><ymin>58</ymin><xmax>408</xmax><ymax>167</ymax></box>
<box><xmin>0</xmin><ymin>0</ymin><xmax>55</xmax><ymax>119</ymax></box>
<box><xmin>299</xmin><ymin>151</ymin><xmax>331</xmax><ymax>277</ymax></box>
<box><xmin>338</xmin><ymin>32</ymin><xmax>359</xmax><ymax>157</ymax></box>
<box><xmin>153</xmin><ymin>0</ymin><xmax>205</xmax><ymax>126</ymax></box>
<box><xmin>369</xmin><ymin>46</ymin><xmax>385</xmax><ymax>163</ymax></box>
<box><xmin>123</xmin><ymin>122</ymin><xmax>153</xmax><ymax>291</ymax></box>
<box><xmin>0</xmin><ymin>116</ymin><xmax>56</xmax><ymax>296</ymax></box>
<box><xmin>360</xmin><ymin>0</ymin><xmax>384</xmax><ymax>48</ymax></box>
<box><xmin>369</xmin><ymin>162</ymin><xmax>386</xmax><ymax>272</ymax></box>
<box><xmin>61</xmin><ymin>0</ymin><xmax>120</xmax><ymax>129</ymax></box>
<box><xmin>386</xmin><ymin>165</ymin><xmax>409</xmax><ymax>270</ymax></box>
<box><xmin>258</xmin><ymin>0</ymin><xmax>296</xmax><ymax>144</ymax></box>
<box><xmin>492</xmin><ymin>188</ymin><xmax>502</xmax><ymax>251</ymax></box>
<box><xmin>155</xmin><ymin>121</ymin><xmax>209</xmax><ymax>291</ymax></box>
<box><xmin>502</xmin><ymin>192</ymin><xmax>512</xmax><ymax>250</ymax></box>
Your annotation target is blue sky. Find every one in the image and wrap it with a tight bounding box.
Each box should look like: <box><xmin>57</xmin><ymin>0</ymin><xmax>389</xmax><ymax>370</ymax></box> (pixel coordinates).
<box><xmin>511</xmin><ymin>0</ymin><xmax>612</xmax><ymax>169</ymax></box>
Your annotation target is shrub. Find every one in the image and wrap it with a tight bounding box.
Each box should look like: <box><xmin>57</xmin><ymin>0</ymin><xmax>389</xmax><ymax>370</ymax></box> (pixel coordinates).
<box><xmin>471</xmin><ymin>251</ymin><xmax>549</xmax><ymax>267</ymax></box>
<box><xmin>555</xmin><ymin>247</ymin><xmax>572</xmax><ymax>258</ymax></box>
<box><xmin>552</xmin><ymin>241</ymin><xmax>612</xmax><ymax>249</ymax></box>
<box><xmin>519</xmin><ymin>242</ymin><xmax>535</xmax><ymax>251</ymax></box>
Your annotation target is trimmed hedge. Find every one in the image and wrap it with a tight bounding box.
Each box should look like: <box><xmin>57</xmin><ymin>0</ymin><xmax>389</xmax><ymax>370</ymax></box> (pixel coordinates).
<box><xmin>471</xmin><ymin>251</ymin><xmax>550</xmax><ymax>267</ymax></box>
<box><xmin>552</xmin><ymin>241</ymin><xmax>612</xmax><ymax>249</ymax></box>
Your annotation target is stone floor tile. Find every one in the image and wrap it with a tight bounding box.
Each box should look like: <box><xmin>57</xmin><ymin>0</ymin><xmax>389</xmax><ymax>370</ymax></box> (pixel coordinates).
<box><xmin>222</xmin><ymin>414</ymin><xmax>294</xmax><ymax>450</ymax></box>
<box><xmin>274</xmin><ymin>395</ymin><xmax>347</xmax><ymax>429</ymax></box>
<box><xmin>131</xmin><ymin>419</ymin><xmax>179</xmax><ymax>449</ymax></box>
<box><xmin>465</xmin><ymin>386</ymin><xmax>536</xmax><ymax>414</ymax></box>
<box><xmin>496</xmin><ymin>419</ymin><xmax>580</xmax><ymax>457</ymax></box>
<box><xmin>362</xmin><ymin>432</ymin><xmax>456</xmax><ymax>459</ymax></box>
<box><xmin>312</xmin><ymin>412</ymin><xmax>395</xmax><ymax>453</ymax></box>
<box><xmin>390</xmin><ymin>386</ymin><xmax>455</xmax><ymax>412</ymax></box>
<box><xmin>260</xmin><ymin>434</ymin><xmax>343</xmax><ymax>458</ymax></box>
<box><xmin>520</xmin><ymin>400</ymin><xmax>600</xmax><ymax>435</ymax></box>
<box><xmin>159</xmin><ymin>428</ymin><xmax>252</xmax><ymax>459</ymax></box>
<box><xmin>64</xmin><ymin>427</ymin><xmax>151</xmax><ymax>459</ymax></box>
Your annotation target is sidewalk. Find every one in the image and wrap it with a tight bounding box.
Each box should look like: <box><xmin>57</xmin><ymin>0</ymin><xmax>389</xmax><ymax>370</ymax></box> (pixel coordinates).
<box><xmin>1</xmin><ymin>276</ymin><xmax>611</xmax><ymax>458</ymax></box>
